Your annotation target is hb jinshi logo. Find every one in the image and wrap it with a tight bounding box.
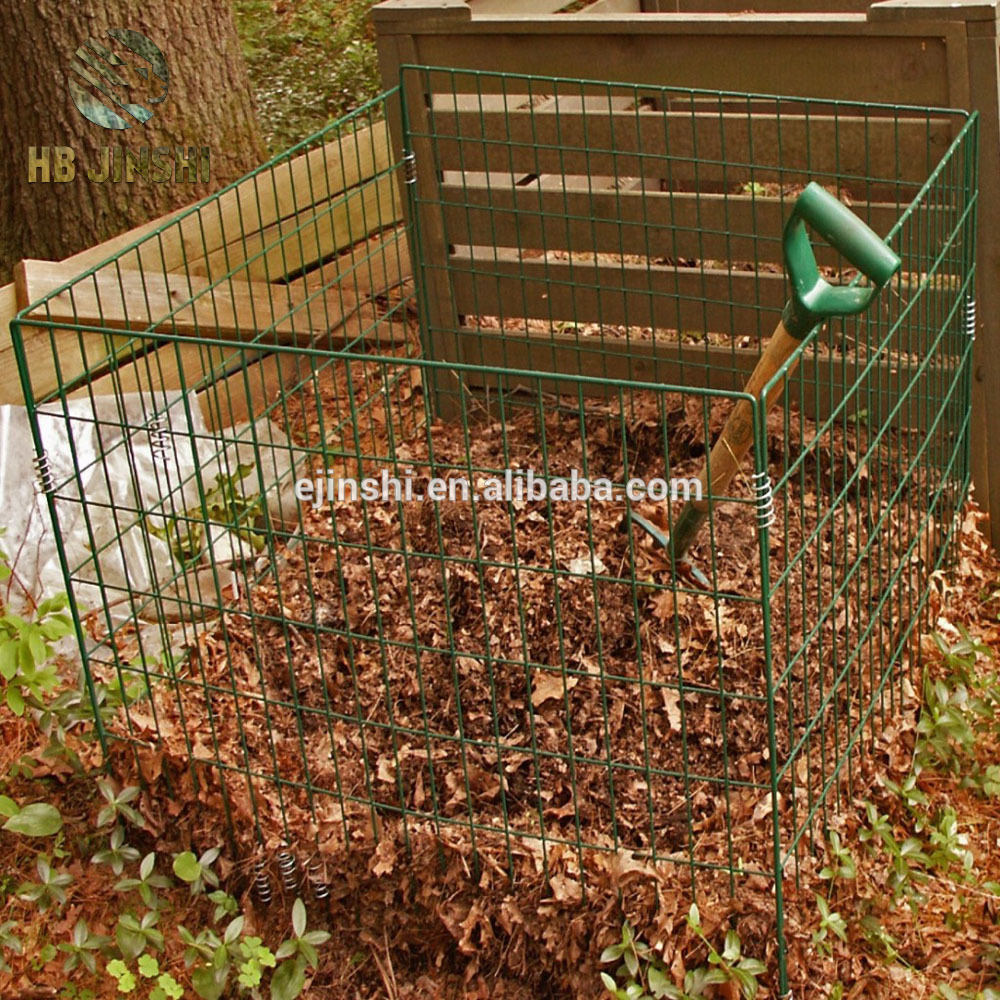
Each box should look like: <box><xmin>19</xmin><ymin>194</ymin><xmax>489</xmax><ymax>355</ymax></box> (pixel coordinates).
<box><xmin>68</xmin><ymin>28</ymin><xmax>169</xmax><ymax>130</ymax></box>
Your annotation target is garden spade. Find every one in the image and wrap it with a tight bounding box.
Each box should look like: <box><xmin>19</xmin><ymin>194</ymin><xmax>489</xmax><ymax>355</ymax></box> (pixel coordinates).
<box><xmin>629</xmin><ymin>182</ymin><xmax>901</xmax><ymax>588</ymax></box>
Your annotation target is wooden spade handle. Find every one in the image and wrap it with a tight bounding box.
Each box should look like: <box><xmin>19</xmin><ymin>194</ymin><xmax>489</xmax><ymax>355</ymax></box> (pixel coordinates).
<box><xmin>660</xmin><ymin>185</ymin><xmax>900</xmax><ymax>569</ymax></box>
<box><xmin>668</xmin><ymin>321</ymin><xmax>802</xmax><ymax>561</ymax></box>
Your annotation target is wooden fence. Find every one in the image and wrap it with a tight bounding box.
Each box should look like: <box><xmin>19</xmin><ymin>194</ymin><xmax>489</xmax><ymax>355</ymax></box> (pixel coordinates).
<box><xmin>373</xmin><ymin>0</ymin><xmax>1000</xmax><ymax>544</ymax></box>
<box><xmin>0</xmin><ymin>119</ymin><xmax>409</xmax><ymax>429</ymax></box>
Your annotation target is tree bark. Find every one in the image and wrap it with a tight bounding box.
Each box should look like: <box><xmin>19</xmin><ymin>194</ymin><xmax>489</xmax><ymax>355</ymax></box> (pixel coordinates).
<box><xmin>0</xmin><ymin>0</ymin><xmax>265</xmax><ymax>279</ymax></box>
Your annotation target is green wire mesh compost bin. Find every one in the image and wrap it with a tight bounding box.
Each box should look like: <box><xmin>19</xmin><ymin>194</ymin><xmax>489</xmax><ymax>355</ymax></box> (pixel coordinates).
<box><xmin>11</xmin><ymin>68</ymin><xmax>978</xmax><ymax>991</ymax></box>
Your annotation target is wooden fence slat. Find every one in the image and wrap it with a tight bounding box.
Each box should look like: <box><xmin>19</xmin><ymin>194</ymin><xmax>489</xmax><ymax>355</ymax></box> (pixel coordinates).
<box><xmin>438</xmin><ymin>186</ymin><xmax>907</xmax><ymax>267</ymax></box>
<box><xmin>175</xmin><ymin>121</ymin><xmax>394</xmax><ymax>277</ymax></box>
<box><xmin>62</xmin><ymin>299</ymin><xmax>407</xmax><ymax>431</ymax></box>
<box><xmin>579</xmin><ymin>0</ymin><xmax>643</xmax><ymax>12</ymax></box>
<box><xmin>17</xmin><ymin>260</ymin><xmax>358</xmax><ymax>347</ymax></box>
<box><xmin>466</xmin><ymin>0</ymin><xmax>567</xmax><ymax>11</ymax></box>
<box><xmin>192</xmin><ymin>173</ymin><xmax>401</xmax><ymax>281</ymax></box>
<box><xmin>12</xmin><ymin>267</ymin><xmax>140</xmax><ymax>408</ymax></box>
<box><xmin>448</xmin><ymin>251</ymin><xmax>789</xmax><ymax>333</ymax></box>
<box><xmin>425</xmin><ymin>108</ymin><xmax>953</xmax><ymax>187</ymax></box>
<box><xmin>12</xmin><ymin>256</ymin><xmax>410</xmax><ymax>410</ymax></box>
<box><xmin>293</xmin><ymin>228</ymin><xmax>412</xmax><ymax>301</ymax></box>
<box><xmin>450</xmin><ymin>327</ymin><xmax>949</xmax><ymax>427</ymax></box>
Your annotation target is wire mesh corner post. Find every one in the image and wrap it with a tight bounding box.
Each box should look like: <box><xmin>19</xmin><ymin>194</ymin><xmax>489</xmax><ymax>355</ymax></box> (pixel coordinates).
<box><xmin>10</xmin><ymin>67</ymin><xmax>978</xmax><ymax>994</ymax></box>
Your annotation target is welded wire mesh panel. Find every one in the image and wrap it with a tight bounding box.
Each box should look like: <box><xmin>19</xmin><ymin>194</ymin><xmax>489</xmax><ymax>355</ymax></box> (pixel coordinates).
<box><xmin>10</xmin><ymin>70</ymin><xmax>977</xmax><ymax>990</ymax></box>
<box><xmin>766</xmin><ymin>112</ymin><xmax>978</xmax><ymax>878</ymax></box>
<box><xmin>401</xmin><ymin>66</ymin><xmax>962</xmax><ymax>389</ymax></box>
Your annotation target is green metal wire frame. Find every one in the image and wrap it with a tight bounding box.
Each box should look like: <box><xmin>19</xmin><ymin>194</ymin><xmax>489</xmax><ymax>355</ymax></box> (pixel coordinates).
<box><xmin>10</xmin><ymin>68</ymin><xmax>977</xmax><ymax>994</ymax></box>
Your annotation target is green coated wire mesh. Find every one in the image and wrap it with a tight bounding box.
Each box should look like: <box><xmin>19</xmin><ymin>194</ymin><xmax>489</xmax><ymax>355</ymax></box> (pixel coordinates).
<box><xmin>10</xmin><ymin>68</ymin><xmax>977</xmax><ymax>988</ymax></box>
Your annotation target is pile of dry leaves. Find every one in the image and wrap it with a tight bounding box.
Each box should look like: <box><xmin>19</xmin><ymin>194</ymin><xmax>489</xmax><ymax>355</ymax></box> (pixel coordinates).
<box><xmin>71</xmin><ymin>349</ymin><xmax>987</xmax><ymax>997</ymax></box>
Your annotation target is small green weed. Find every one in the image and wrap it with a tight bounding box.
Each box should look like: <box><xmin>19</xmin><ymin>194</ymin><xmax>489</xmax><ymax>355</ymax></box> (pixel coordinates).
<box><xmin>600</xmin><ymin>909</ymin><xmax>765</xmax><ymax>1000</ymax></box>
<box><xmin>811</xmin><ymin>896</ymin><xmax>848</xmax><ymax>957</ymax></box>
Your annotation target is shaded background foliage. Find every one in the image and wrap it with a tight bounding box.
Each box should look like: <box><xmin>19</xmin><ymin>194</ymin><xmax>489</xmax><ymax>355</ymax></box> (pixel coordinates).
<box><xmin>234</xmin><ymin>0</ymin><xmax>381</xmax><ymax>154</ymax></box>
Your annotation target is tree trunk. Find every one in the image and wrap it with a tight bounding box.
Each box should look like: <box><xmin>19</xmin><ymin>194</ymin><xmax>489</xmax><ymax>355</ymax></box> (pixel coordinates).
<box><xmin>0</xmin><ymin>0</ymin><xmax>265</xmax><ymax>279</ymax></box>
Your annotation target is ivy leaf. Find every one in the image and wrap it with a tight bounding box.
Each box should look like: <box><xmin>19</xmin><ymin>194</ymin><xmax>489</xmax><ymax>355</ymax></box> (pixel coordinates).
<box><xmin>3</xmin><ymin>802</ymin><xmax>62</xmax><ymax>837</ymax></box>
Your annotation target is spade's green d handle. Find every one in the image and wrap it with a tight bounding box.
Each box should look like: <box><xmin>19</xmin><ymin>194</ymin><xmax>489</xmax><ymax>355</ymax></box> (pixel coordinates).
<box><xmin>634</xmin><ymin>182</ymin><xmax>902</xmax><ymax>567</ymax></box>
<box><xmin>782</xmin><ymin>182</ymin><xmax>902</xmax><ymax>338</ymax></box>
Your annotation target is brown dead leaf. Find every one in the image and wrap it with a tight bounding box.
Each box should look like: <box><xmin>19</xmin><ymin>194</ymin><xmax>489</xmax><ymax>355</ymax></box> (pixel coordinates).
<box><xmin>531</xmin><ymin>670</ymin><xmax>577</xmax><ymax>707</ymax></box>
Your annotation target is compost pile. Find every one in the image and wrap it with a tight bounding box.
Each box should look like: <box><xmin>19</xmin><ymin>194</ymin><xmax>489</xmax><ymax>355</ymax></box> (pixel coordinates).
<box><xmin>127</xmin><ymin>354</ymin><xmax>919</xmax><ymax>851</ymax></box>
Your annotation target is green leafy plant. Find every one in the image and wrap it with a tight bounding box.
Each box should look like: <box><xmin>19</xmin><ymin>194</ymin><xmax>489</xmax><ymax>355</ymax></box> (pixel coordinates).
<box><xmin>178</xmin><ymin>915</ymin><xmax>243</xmax><ymax>1000</ymax></box>
<box><xmin>980</xmin><ymin>764</ymin><xmax>1000</xmax><ymax>798</ymax></box>
<box><xmin>811</xmin><ymin>895</ymin><xmax>848</xmax><ymax>957</ymax></box>
<box><xmin>683</xmin><ymin>905</ymin><xmax>766</xmax><ymax>1000</ymax></box>
<box><xmin>150</xmin><ymin>974</ymin><xmax>184</xmax><ymax>1000</ymax></box>
<box><xmin>237</xmin><ymin>934</ymin><xmax>276</xmax><ymax>988</ymax></box>
<box><xmin>115</xmin><ymin>910</ymin><xmax>164</xmax><ymax>960</ymax></box>
<box><xmin>233</xmin><ymin>0</ymin><xmax>382</xmax><ymax>154</ymax></box>
<box><xmin>172</xmin><ymin>846</ymin><xmax>221</xmax><ymax>896</ymax></box>
<box><xmin>138</xmin><ymin>954</ymin><xmax>160</xmax><ymax>977</ymax></box>
<box><xmin>18</xmin><ymin>855</ymin><xmax>73</xmax><ymax>911</ymax></box>
<box><xmin>916</xmin><ymin>673</ymin><xmax>977</xmax><ymax>773</ymax></box>
<box><xmin>819</xmin><ymin>830</ymin><xmax>857</xmax><ymax>882</ymax></box>
<box><xmin>858</xmin><ymin>915</ymin><xmax>908</xmax><ymax>966</ymax></box>
<box><xmin>926</xmin><ymin>808</ymin><xmax>974</xmax><ymax>875</ymax></box>
<box><xmin>146</xmin><ymin>465</ymin><xmax>265</xmax><ymax>567</ymax></box>
<box><xmin>115</xmin><ymin>851</ymin><xmax>174</xmax><ymax>910</ymax></box>
<box><xmin>934</xmin><ymin>987</ymin><xmax>1000</xmax><ymax>1000</ymax></box>
<box><xmin>0</xmin><ymin>577</ymin><xmax>74</xmax><ymax>715</ymax></box>
<box><xmin>29</xmin><ymin>664</ymin><xmax>151</xmax><ymax>775</ymax></box>
<box><xmin>135</xmin><ymin>952</ymin><xmax>184</xmax><ymax>996</ymax></box>
<box><xmin>178</xmin><ymin>900</ymin><xmax>329</xmax><ymax>1000</ymax></box>
<box><xmin>275</xmin><ymin>897</ymin><xmax>331</xmax><ymax>971</ymax></box>
<box><xmin>600</xmin><ymin>919</ymin><xmax>664</xmax><ymax>999</ymax></box>
<box><xmin>858</xmin><ymin>802</ymin><xmax>896</xmax><ymax>854</ymax></box>
<box><xmin>96</xmin><ymin>781</ymin><xmax>144</xmax><ymax>829</ymax></box>
<box><xmin>858</xmin><ymin>801</ymin><xmax>929</xmax><ymax>905</ymax></box>
<box><xmin>1</xmin><ymin>798</ymin><xmax>63</xmax><ymax>837</ymax></box>
<box><xmin>0</xmin><ymin>919</ymin><xmax>23</xmax><ymax>973</ymax></box>
<box><xmin>270</xmin><ymin>897</ymin><xmax>331</xmax><ymax>999</ymax></box>
<box><xmin>58</xmin><ymin>918</ymin><xmax>111</xmax><ymax>974</ymax></box>
<box><xmin>932</xmin><ymin>627</ymin><xmax>993</xmax><ymax>684</ymax></box>
<box><xmin>883</xmin><ymin>773</ymin><xmax>930</xmax><ymax>815</ymax></box>
<box><xmin>600</xmin><ymin>909</ymin><xmax>765</xmax><ymax>1000</ymax></box>
<box><xmin>92</xmin><ymin>825</ymin><xmax>142</xmax><ymax>876</ymax></box>
<box><xmin>888</xmin><ymin>836</ymin><xmax>931</xmax><ymax>905</ymax></box>
<box><xmin>208</xmin><ymin>889</ymin><xmax>240</xmax><ymax>922</ymax></box>
<box><xmin>107</xmin><ymin>957</ymin><xmax>137</xmax><ymax>993</ymax></box>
